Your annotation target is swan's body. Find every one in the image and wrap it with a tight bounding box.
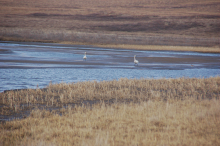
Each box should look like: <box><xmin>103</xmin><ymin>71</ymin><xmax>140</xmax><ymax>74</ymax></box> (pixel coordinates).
<box><xmin>134</xmin><ymin>55</ymin><xmax>139</xmax><ymax>66</ymax></box>
<box><xmin>83</xmin><ymin>52</ymin><xmax>87</xmax><ymax>61</ymax></box>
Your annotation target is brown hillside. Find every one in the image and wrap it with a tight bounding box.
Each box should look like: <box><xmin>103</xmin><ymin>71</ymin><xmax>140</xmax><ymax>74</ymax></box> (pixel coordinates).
<box><xmin>0</xmin><ymin>0</ymin><xmax>219</xmax><ymax>47</ymax></box>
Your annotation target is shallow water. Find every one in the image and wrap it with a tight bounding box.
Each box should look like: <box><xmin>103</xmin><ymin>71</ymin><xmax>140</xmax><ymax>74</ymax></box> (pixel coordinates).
<box><xmin>0</xmin><ymin>41</ymin><xmax>220</xmax><ymax>92</ymax></box>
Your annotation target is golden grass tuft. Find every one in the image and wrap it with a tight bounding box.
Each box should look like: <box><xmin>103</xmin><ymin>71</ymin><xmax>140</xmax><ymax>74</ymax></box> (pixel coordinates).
<box><xmin>0</xmin><ymin>98</ymin><xmax>220</xmax><ymax>146</ymax></box>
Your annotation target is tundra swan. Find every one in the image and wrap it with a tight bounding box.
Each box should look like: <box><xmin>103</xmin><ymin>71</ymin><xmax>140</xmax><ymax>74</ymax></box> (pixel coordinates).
<box><xmin>83</xmin><ymin>52</ymin><xmax>87</xmax><ymax>61</ymax></box>
<box><xmin>134</xmin><ymin>55</ymin><xmax>139</xmax><ymax>66</ymax></box>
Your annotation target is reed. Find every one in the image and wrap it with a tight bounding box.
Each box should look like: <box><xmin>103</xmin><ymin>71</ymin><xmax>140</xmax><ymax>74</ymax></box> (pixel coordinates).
<box><xmin>0</xmin><ymin>98</ymin><xmax>220</xmax><ymax>146</ymax></box>
<box><xmin>0</xmin><ymin>77</ymin><xmax>219</xmax><ymax>115</ymax></box>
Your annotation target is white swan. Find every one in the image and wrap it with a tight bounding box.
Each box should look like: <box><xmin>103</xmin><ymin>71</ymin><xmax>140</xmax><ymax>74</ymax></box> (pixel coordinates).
<box><xmin>134</xmin><ymin>55</ymin><xmax>139</xmax><ymax>66</ymax></box>
<box><xmin>83</xmin><ymin>52</ymin><xmax>87</xmax><ymax>61</ymax></box>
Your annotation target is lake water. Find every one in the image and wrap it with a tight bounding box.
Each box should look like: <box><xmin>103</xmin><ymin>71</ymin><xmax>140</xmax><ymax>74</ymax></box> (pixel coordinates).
<box><xmin>0</xmin><ymin>41</ymin><xmax>220</xmax><ymax>92</ymax></box>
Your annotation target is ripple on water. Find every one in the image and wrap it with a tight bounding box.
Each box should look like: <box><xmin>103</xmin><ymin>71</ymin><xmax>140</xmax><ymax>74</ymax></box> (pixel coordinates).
<box><xmin>0</xmin><ymin>42</ymin><xmax>220</xmax><ymax>92</ymax></box>
<box><xmin>0</xmin><ymin>68</ymin><xmax>220</xmax><ymax>92</ymax></box>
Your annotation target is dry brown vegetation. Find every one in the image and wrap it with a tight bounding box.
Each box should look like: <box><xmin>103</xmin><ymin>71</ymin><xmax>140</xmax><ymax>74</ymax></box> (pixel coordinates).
<box><xmin>0</xmin><ymin>77</ymin><xmax>220</xmax><ymax>145</ymax></box>
<box><xmin>1</xmin><ymin>99</ymin><xmax>220</xmax><ymax>146</ymax></box>
<box><xmin>0</xmin><ymin>0</ymin><xmax>220</xmax><ymax>49</ymax></box>
<box><xmin>1</xmin><ymin>77</ymin><xmax>220</xmax><ymax>115</ymax></box>
<box><xmin>96</xmin><ymin>44</ymin><xmax>220</xmax><ymax>53</ymax></box>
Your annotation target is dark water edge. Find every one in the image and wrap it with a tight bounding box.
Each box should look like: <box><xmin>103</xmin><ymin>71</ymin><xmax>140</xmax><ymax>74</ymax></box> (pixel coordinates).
<box><xmin>1</xmin><ymin>68</ymin><xmax>220</xmax><ymax>93</ymax></box>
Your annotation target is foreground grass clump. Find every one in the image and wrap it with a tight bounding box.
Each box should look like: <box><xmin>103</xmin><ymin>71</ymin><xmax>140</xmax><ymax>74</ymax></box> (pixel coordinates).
<box><xmin>0</xmin><ymin>77</ymin><xmax>220</xmax><ymax>116</ymax></box>
<box><xmin>1</xmin><ymin>98</ymin><xmax>220</xmax><ymax>146</ymax></box>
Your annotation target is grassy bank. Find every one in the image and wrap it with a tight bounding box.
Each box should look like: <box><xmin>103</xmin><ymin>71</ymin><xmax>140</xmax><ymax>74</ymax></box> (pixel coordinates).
<box><xmin>96</xmin><ymin>44</ymin><xmax>220</xmax><ymax>53</ymax></box>
<box><xmin>0</xmin><ymin>77</ymin><xmax>220</xmax><ymax>145</ymax></box>
<box><xmin>1</xmin><ymin>77</ymin><xmax>220</xmax><ymax>112</ymax></box>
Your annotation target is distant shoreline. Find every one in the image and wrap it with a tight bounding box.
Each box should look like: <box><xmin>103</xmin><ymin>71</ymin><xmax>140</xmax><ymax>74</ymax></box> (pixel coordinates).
<box><xmin>1</xmin><ymin>36</ymin><xmax>220</xmax><ymax>53</ymax></box>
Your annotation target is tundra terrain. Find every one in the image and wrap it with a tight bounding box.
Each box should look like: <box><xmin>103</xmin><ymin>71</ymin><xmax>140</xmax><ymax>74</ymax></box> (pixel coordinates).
<box><xmin>0</xmin><ymin>0</ymin><xmax>219</xmax><ymax>49</ymax></box>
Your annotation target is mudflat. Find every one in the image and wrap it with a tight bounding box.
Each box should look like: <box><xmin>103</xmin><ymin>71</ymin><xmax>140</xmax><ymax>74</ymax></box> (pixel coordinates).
<box><xmin>0</xmin><ymin>42</ymin><xmax>220</xmax><ymax>70</ymax></box>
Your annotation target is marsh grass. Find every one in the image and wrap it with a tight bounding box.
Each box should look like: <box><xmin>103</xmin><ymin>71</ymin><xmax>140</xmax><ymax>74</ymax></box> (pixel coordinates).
<box><xmin>0</xmin><ymin>98</ymin><xmax>220</xmax><ymax>145</ymax></box>
<box><xmin>0</xmin><ymin>77</ymin><xmax>220</xmax><ymax>115</ymax></box>
<box><xmin>0</xmin><ymin>77</ymin><xmax>220</xmax><ymax>145</ymax></box>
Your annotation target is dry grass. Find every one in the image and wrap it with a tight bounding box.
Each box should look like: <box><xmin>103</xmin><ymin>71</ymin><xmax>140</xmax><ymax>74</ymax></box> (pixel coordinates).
<box><xmin>1</xmin><ymin>77</ymin><xmax>220</xmax><ymax>115</ymax></box>
<box><xmin>0</xmin><ymin>77</ymin><xmax>220</xmax><ymax>145</ymax></box>
<box><xmin>0</xmin><ymin>97</ymin><xmax>220</xmax><ymax>146</ymax></box>
<box><xmin>96</xmin><ymin>44</ymin><xmax>220</xmax><ymax>53</ymax></box>
<box><xmin>0</xmin><ymin>0</ymin><xmax>220</xmax><ymax>48</ymax></box>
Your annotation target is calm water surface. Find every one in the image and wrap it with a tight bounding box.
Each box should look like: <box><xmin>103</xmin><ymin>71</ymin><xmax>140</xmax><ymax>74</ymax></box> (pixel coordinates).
<box><xmin>0</xmin><ymin>41</ymin><xmax>220</xmax><ymax>92</ymax></box>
